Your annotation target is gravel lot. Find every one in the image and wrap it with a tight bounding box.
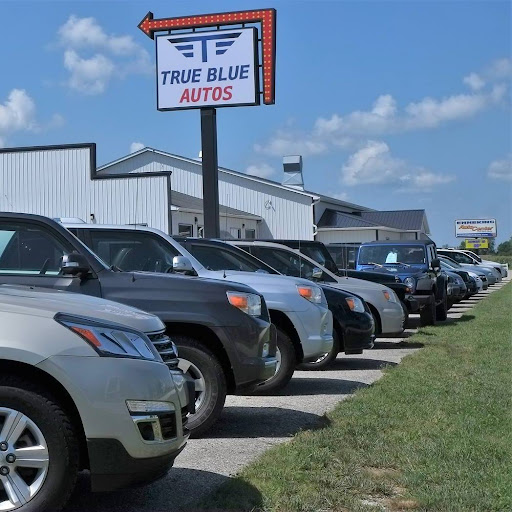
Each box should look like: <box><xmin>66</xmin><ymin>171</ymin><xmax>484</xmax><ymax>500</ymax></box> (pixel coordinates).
<box><xmin>64</xmin><ymin>280</ymin><xmax>509</xmax><ymax>512</ymax></box>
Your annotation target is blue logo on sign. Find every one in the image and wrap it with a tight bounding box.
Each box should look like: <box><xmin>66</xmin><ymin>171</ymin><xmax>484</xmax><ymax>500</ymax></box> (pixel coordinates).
<box><xmin>168</xmin><ymin>32</ymin><xmax>242</xmax><ymax>63</ymax></box>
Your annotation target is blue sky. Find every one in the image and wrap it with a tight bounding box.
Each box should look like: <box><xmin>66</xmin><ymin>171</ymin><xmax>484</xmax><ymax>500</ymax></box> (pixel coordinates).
<box><xmin>0</xmin><ymin>0</ymin><xmax>510</xmax><ymax>245</ymax></box>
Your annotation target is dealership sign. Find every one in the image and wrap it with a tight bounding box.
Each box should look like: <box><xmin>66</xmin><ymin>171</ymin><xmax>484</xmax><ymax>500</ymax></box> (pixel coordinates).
<box><xmin>455</xmin><ymin>219</ymin><xmax>497</xmax><ymax>238</ymax></box>
<box><xmin>156</xmin><ymin>28</ymin><xmax>259</xmax><ymax>110</ymax></box>
<box><xmin>465</xmin><ymin>238</ymin><xmax>489</xmax><ymax>249</ymax></box>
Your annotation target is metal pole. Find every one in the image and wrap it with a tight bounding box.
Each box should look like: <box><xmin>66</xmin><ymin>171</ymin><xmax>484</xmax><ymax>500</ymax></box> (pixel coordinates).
<box><xmin>200</xmin><ymin>107</ymin><xmax>220</xmax><ymax>238</ymax></box>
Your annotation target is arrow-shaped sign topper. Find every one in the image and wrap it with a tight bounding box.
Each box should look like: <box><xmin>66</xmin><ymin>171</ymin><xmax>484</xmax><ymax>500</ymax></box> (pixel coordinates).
<box><xmin>138</xmin><ymin>9</ymin><xmax>276</xmax><ymax>105</ymax></box>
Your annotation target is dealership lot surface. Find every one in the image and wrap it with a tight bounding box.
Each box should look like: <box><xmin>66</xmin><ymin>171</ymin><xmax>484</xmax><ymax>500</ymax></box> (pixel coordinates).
<box><xmin>63</xmin><ymin>281</ymin><xmax>508</xmax><ymax>512</ymax></box>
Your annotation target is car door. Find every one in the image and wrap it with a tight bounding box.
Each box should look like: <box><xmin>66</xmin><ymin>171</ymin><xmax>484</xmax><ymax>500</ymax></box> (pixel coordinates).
<box><xmin>0</xmin><ymin>220</ymin><xmax>101</xmax><ymax>296</ymax></box>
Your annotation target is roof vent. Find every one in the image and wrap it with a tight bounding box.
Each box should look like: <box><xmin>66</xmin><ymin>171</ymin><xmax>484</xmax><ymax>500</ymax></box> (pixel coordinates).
<box><xmin>282</xmin><ymin>155</ymin><xmax>304</xmax><ymax>191</ymax></box>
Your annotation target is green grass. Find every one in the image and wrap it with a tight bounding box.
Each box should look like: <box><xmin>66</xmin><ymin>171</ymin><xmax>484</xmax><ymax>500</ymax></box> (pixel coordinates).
<box><xmin>489</xmin><ymin>255</ymin><xmax>512</xmax><ymax>266</ymax></box>
<box><xmin>198</xmin><ymin>282</ymin><xmax>512</xmax><ymax>512</ymax></box>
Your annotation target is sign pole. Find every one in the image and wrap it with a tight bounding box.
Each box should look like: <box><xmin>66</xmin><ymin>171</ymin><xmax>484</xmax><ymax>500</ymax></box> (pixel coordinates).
<box><xmin>201</xmin><ymin>107</ymin><xmax>220</xmax><ymax>238</ymax></box>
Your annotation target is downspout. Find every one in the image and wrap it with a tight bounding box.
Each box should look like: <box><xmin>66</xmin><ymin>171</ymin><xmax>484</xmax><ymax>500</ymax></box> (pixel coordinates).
<box><xmin>167</xmin><ymin>173</ymin><xmax>173</xmax><ymax>235</ymax></box>
<box><xmin>311</xmin><ymin>196</ymin><xmax>320</xmax><ymax>239</ymax></box>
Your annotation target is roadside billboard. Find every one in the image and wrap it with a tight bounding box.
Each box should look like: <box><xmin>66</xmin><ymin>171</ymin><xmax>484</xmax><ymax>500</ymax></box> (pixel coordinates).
<box><xmin>465</xmin><ymin>238</ymin><xmax>489</xmax><ymax>249</ymax></box>
<box><xmin>455</xmin><ymin>219</ymin><xmax>496</xmax><ymax>238</ymax></box>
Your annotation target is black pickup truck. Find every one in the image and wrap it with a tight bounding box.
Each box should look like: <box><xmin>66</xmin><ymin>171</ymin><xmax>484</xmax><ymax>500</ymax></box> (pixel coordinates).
<box><xmin>0</xmin><ymin>213</ymin><xmax>277</xmax><ymax>437</ymax></box>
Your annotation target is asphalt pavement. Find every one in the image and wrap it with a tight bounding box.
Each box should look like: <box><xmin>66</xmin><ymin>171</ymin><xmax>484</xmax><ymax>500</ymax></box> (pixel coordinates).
<box><xmin>64</xmin><ymin>279</ymin><xmax>509</xmax><ymax>512</ymax></box>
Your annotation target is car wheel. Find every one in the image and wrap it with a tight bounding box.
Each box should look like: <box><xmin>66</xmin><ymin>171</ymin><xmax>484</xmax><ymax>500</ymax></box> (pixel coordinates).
<box><xmin>0</xmin><ymin>377</ymin><xmax>79</xmax><ymax>512</ymax></box>
<box><xmin>436</xmin><ymin>289</ymin><xmax>448</xmax><ymax>321</ymax></box>
<box><xmin>420</xmin><ymin>295</ymin><xmax>437</xmax><ymax>326</ymax></box>
<box><xmin>297</xmin><ymin>329</ymin><xmax>341</xmax><ymax>371</ymax></box>
<box><xmin>174</xmin><ymin>337</ymin><xmax>227</xmax><ymax>438</ymax></box>
<box><xmin>250</xmin><ymin>327</ymin><xmax>296</xmax><ymax>394</ymax></box>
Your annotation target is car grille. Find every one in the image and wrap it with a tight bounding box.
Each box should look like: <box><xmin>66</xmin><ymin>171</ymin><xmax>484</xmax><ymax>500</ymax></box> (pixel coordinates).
<box><xmin>147</xmin><ymin>330</ymin><xmax>179</xmax><ymax>370</ymax></box>
<box><xmin>481</xmin><ymin>276</ymin><xmax>488</xmax><ymax>283</ymax></box>
<box><xmin>159</xmin><ymin>411</ymin><xmax>178</xmax><ymax>440</ymax></box>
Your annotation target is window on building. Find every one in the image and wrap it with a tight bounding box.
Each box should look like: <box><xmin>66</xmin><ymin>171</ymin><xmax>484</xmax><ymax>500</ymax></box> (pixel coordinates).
<box><xmin>230</xmin><ymin>228</ymin><xmax>241</xmax><ymax>239</ymax></box>
<box><xmin>178</xmin><ymin>224</ymin><xmax>193</xmax><ymax>237</ymax></box>
<box><xmin>245</xmin><ymin>229</ymin><xmax>256</xmax><ymax>239</ymax></box>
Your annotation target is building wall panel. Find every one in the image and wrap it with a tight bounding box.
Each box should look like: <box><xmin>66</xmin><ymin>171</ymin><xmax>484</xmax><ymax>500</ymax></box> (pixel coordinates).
<box><xmin>0</xmin><ymin>148</ymin><xmax>169</xmax><ymax>233</ymax></box>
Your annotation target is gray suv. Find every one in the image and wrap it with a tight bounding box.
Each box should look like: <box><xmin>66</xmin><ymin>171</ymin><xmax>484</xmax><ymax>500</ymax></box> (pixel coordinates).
<box><xmin>0</xmin><ymin>285</ymin><xmax>189</xmax><ymax>512</ymax></box>
<box><xmin>0</xmin><ymin>213</ymin><xmax>277</xmax><ymax>437</ymax></box>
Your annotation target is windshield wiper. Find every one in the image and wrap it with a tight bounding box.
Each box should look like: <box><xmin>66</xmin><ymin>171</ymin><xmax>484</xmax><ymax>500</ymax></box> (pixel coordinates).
<box><xmin>367</xmin><ymin>262</ymin><xmax>383</xmax><ymax>267</ymax></box>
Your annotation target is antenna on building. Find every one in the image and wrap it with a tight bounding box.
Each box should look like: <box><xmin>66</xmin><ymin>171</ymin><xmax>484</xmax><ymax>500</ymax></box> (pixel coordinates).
<box><xmin>282</xmin><ymin>155</ymin><xmax>304</xmax><ymax>191</ymax></box>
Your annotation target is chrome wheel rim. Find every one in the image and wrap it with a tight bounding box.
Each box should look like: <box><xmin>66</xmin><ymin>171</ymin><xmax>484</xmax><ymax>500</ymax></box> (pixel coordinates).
<box><xmin>177</xmin><ymin>358</ymin><xmax>207</xmax><ymax>412</ymax></box>
<box><xmin>0</xmin><ymin>407</ymin><xmax>50</xmax><ymax>511</ymax></box>
<box><xmin>274</xmin><ymin>347</ymin><xmax>282</xmax><ymax>375</ymax></box>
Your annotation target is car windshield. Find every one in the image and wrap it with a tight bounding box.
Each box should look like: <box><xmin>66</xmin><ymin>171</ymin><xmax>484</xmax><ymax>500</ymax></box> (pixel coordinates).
<box><xmin>439</xmin><ymin>251</ymin><xmax>474</xmax><ymax>264</ymax></box>
<box><xmin>296</xmin><ymin>245</ymin><xmax>339</xmax><ymax>274</ymax></box>
<box><xmin>185</xmin><ymin>243</ymin><xmax>275</xmax><ymax>273</ymax></box>
<box><xmin>439</xmin><ymin>256</ymin><xmax>461</xmax><ymax>269</ymax></box>
<box><xmin>358</xmin><ymin>245</ymin><xmax>426</xmax><ymax>266</ymax></box>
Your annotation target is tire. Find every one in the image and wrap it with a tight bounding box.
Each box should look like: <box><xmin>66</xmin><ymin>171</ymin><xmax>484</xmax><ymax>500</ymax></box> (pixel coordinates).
<box><xmin>298</xmin><ymin>329</ymin><xmax>341</xmax><ymax>371</ymax></box>
<box><xmin>436</xmin><ymin>289</ymin><xmax>448</xmax><ymax>321</ymax></box>
<box><xmin>0</xmin><ymin>377</ymin><xmax>78</xmax><ymax>512</ymax></box>
<box><xmin>420</xmin><ymin>295</ymin><xmax>437</xmax><ymax>326</ymax></box>
<box><xmin>369</xmin><ymin>306</ymin><xmax>382</xmax><ymax>335</ymax></box>
<box><xmin>173</xmin><ymin>336</ymin><xmax>227</xmax><ymax>438</ymax></box>
<box><xmin>250</xmin><ymin>327</ymin><xmax>296</xmax><ymax>394</ymax></box>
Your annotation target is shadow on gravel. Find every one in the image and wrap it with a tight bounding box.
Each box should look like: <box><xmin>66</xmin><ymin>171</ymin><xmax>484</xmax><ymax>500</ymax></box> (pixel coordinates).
<box><xmin>373</xmin><ymin>340</ymin><xmax>425</xmax><ymax>349</ymax></box>
<box><xmin>206</xmin><ymin>405</ymin><xmax>332</xmax><ymax>438</ymax></box>
<box><xmin>278</xmin><ymin>377</ymin><xmax>369</xmax><ymax>397</ymax></box>
<box><xmin>330</xmin><ymin>358</ymin><xmax>398</xmax><ymax>371</ymax></box>
<box><xmin>64</xmin><ymin>468</ymin><xmax>261</xmax><ymax>512</ymax></box>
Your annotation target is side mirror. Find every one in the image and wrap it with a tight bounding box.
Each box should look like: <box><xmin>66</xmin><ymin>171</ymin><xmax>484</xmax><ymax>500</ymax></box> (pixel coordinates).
<box><xmin>431</xmin><ymin>258</ymin><xmax>441</xmax><ymax>272</ymax></box>
<box><xmin>173</xmin><ymin>256</ymin><xmax>195</xmax><ymax>275</ymax></box>
<box><xmin>312</xmin><ymin>267</ymin><xmax>323</xmax><ymax>279</ymax></box>
<box><xmin>61</xmin><ymin>252</ymin><xmax>91</xmax><ymax>278</ymax></box>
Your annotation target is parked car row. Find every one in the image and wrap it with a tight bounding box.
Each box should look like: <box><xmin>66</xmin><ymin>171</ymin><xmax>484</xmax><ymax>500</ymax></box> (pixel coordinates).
<box><xmin>0</xmin><ymin>212</ymin><xmax>500</xmax><ymax>511</ymax></box>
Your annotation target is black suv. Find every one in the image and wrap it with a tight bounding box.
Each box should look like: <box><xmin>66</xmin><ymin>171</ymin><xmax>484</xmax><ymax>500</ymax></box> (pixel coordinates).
<box><xmin>0</xmin><ymin>213</ymin><xmax>277</xmax><ymax>436</ymax></box>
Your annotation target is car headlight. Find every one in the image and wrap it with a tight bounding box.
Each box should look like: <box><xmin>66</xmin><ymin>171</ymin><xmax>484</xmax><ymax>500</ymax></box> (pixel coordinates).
<box><xmin>56</xmin><ymin>314</ymin><xmax>159</xmax><ymax>361</ymax></box>
<box><xmin>403</xmin><ymin>277</ymin><xmax>416</xmax><ymax>293</ymax></box>
<box><xmin>297</xmin><ymin>285</ymin><xmax>324</xmax><ymax>304</ymax></box>
<box><xmin>226</xmin><ymin>291</ymin><xmax>262</xmax><ymax>316</ymax></box>
<box><xmin>382</xmin><ymin>289</ymin><xmax>397</xmax><ymax>303</ymax></box>
<box><xmin>345</xmin><ymin>297</ymin><xmax>365</xmax><ymax>312</ymax></box>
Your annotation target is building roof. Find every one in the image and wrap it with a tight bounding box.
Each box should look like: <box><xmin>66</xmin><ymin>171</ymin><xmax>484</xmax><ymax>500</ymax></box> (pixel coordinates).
<box><xmin>171</xmin><ymin>191</ymin><xmax>261</xmax><ymax>220</ymax></box>
<box><xmin>97</xmin><ymin>147</ymin><xmax>321</xmax><ymax>201</ymax></box>
<box><xmin>359</xmin><ymin>210</ymin><xmax>427</xmax><ymax>231</ymax></box>
<box><xmin>318</xmin><ymin>208</ymin><xmax>428</xmax><ymax>232</ymax></box>
<box><xmin>318</xmin><ymin>209</ymin><xmax>382</xmax><ymax>229</ymax></box>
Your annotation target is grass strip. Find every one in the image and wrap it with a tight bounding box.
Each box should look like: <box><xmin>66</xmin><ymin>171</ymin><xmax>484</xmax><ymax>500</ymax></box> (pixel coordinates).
<box><xmin>198</xmin><ymin>283</ymin><xmax>512</xmax><ymax>512</ymax></box>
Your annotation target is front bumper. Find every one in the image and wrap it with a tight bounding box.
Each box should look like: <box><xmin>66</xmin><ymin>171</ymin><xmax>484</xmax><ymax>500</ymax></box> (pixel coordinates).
<box><xmin>341</xmin><ymin>311</ymin><xmax>375</xmax><ymax>354</ymax></box>
<box><xmin>36</xmin><ymin>356</ymin><xmax>189</xmax><ymax>465</ymax></box>
<box><xmin>379</xmin><ymin>301</ymin><xmax>405</xmax><ymax>335</ymax></box>
<box><xmin>287</xmin><ymin>304</ymin><xmax>334</xmax><ymax>362</ymax></box>
<box><xmin>211</xmin><ymin>316</ymin><xmax>277</xmax><ymax>392</ymax></box>
<box><xmin>88</xmin><ymin>438</ymin><xmax>186</xmax><ymax>492</ymax></box>
<box><xmin>403</xmin><ymin>293</ymin><xmax>421</xmax><ymax>313</ymax></box>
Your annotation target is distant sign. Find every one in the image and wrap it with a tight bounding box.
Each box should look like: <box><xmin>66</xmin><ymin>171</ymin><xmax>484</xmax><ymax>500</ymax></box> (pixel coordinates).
<box><xmin>465</xmin><ymin>238</ymin><xmax>489</xmax><ymax>249</ymax></box>
<box><xmin>156</xmin><ymin>27</ymin><xmax>259</xmax><ymax>111</ymax></box>
<box><xmin>455</xmin><ymin>219</ymin><xmax>497</xmax><ymax>238</ymax></box>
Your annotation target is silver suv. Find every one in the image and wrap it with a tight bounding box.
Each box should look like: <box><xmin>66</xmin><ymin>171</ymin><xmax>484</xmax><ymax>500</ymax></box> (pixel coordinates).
<box><xmin>0</xmin><ymin>285</ymin><xmax>189</xmax><ymax>512</ymax></box>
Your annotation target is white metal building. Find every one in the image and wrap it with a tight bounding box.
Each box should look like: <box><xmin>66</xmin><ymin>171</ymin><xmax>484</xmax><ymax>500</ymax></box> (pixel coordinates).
<box><xmin>0</xmin><ymin>143</ymin><xmax>431</xmax><ymax>243</ymax></box>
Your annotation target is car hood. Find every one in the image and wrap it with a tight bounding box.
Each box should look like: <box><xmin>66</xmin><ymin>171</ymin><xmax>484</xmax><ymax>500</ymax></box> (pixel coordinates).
<box><xmin>0</xmin><ymin>285</ymin><xmax>164</xmax><ymax>333</ymax></box>
<box><xmin>205</xmin><ymin>269</ymin><xmax>316</xmax><ymax>290</ymax></box>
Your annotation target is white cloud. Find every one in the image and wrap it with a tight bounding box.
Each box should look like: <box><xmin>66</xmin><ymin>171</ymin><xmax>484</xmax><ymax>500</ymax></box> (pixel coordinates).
<box><xmin>332</xmin><ymin>192</ymin><xmax>350</xmax><ymax>201</ymax></box>
<box><xmin>246</xmin><ymin>163</ymin><xmax>275</xmax><ymax>179</ymax></box>
<box><xmin>255</xmin><ymin>58</ymin><xmax>510</xmax><ymax>158</ymax></box>
<box><xmin>0</xmin><ymin>89</ymin><xmax>36</xmax><ymax>134</ymax></box>
<box><xmin>58</xmin><ymin>15</ymin><xmax>151</xmax><ymax>94</ymax></box>
<box><xmin>130</xmin><ymin>142</ymin><xmax>145</xmax><ymax>153</ymax></box>
<box><xmin>64</xmin><ymin>50</ymin><xmax>115</xmax><ymax>95</ymax></box>
<box><xmin>254</xmin><ymin>130</ymin><xmax>327</xmax><ymax>157</ymax></box>
<box><xmin>341</xmin><ymin>140</ymin><xmax>454</xmax><ymax>191</ymax></box>
<box><xmin>487</xmin><ymin>155</ymin><xmax>512</xmax><ymax>181</ymax></box>
<box><xmin>463</xmin><ymin>72</ymin><xmax>485</xmax><ymax>91</ymax></box>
